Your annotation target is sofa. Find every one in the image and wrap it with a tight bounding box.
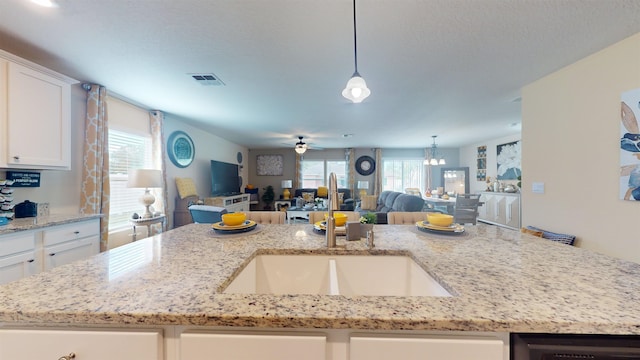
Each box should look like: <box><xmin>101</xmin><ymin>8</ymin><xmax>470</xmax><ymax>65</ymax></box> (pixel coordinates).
<box><xmin>291</xmin><ymin>188</ymin><xmax>354</xmax><ymax>211</ymax></box>
<box><xmin>357</xmin><ymin>190</ymin><xmax>426</xmax><ymax>224</ymax></box>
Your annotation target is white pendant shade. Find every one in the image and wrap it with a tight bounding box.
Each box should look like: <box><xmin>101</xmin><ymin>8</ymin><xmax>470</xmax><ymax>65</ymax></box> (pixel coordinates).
<box><xmin>342</xmin><ymin>74</ymin><xmax>371</xmax><ymax>103</ymax></box>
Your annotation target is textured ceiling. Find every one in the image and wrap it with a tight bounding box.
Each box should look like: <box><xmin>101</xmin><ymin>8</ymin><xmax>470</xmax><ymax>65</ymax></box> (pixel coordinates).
<box><xmin>1</xmin><ymin>0</ymin><xmax>639</xmax><ymax>149</ymax></box>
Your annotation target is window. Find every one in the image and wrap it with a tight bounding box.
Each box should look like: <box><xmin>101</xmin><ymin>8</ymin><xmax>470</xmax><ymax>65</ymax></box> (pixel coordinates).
<box><xmin>108</xmin><ymin>129</ymin><xmax>153</xmax><ymax>231</ymax></box>
<box><xmin>301</xmin><ymin>160</ymin><xmax>347</xmax><ymax>188</ymax></box>
<box><xmin>382</xmin><ymin>159</ymin><xmax>423</xmax><ymax>192</ymax></box>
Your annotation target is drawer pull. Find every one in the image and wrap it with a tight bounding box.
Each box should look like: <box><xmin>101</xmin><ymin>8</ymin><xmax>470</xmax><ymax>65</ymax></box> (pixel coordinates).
<box><xmin>12</xmin><ymin>155</ymin><xmax>19</xmax><ymax>161</ymax></box>
<box><xmin>27</xmin><ymin>259</ymin><xmax>35</xmax><ymax>263</ymax></box>
<box><xmin>49</xmin><ymin>253</ymin><xmax>56</xmax><ymax>256</ymax></box>
<box><xmin>58</xmin><ymin>353</ymin><xmax>75</xmax><ymax>360</ymax></box>
<box><xmin>73</xmin><ymin>231</ymin><xmax>80</xmax><ymax>235</ymax></box>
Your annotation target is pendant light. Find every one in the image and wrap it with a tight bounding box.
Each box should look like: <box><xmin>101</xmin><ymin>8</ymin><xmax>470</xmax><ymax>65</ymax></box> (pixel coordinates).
<box><xmin>294</xmin><ymin>136</ymin><xmax>308</xmax><ymax>154</ymax></box>
<box><xmin>424</xmin><ymin>135</ymin><xmax>446</xmax><ymax>166</ymax></box>
<box><xmin>342</xmin><ymin>0</ymin><xmax>370</xmax><ymax>103</ymax></box>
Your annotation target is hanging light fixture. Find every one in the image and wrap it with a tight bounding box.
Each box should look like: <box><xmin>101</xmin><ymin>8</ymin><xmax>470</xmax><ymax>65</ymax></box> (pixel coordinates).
<box><xmin>342</xmin><ymin>0</ymin><xmax>370</xmax><ymax>103</ymax></box>
<box><xmin>294</xmin><ymin>136</ymin><xmax>308</xmax><ymax>154</ymax></box>
<box><xmin>424</xmin><ymin>135</ymin><xmax>446</xmax><ymax>166</ymax></box>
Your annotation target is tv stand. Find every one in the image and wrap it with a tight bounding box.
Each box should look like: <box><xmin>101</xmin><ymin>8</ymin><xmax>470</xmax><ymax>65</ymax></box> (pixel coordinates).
<box><xmin>204</xmin><ymin>193</ymin><xmax>250</xmax><ymax>213</ymax></box>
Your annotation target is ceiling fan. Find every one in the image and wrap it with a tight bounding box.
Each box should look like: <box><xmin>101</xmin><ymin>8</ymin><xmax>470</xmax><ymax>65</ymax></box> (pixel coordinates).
<box><xmin>288</xmin><ymin>135</ymin><xmax>324</xmax><ymax>154</ymax></box>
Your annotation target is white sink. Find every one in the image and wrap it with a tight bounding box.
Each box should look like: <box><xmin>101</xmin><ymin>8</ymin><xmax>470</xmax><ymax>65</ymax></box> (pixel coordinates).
<box><xmin>223</xmin><ymin>254</ymin><xmax>452</xmax><ymax>297</ymax></box>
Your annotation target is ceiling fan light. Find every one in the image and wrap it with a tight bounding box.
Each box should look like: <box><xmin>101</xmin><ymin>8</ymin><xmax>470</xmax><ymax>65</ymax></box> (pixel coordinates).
<box><xmin>295</xmin><ymin>142</ymin><xmax>307</xmax><ymax>154</ymax></box>
<box><xmin>342</xmin><ymin>75</ymin><xmax>370</xmax><ymax>103</ymax></box>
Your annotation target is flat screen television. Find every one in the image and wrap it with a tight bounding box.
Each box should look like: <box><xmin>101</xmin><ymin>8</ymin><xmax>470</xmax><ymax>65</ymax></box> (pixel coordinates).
<box><xmin>210</xmin><ymin>160</ymin><xmax>241</xmax><ymax>196</ymax></box>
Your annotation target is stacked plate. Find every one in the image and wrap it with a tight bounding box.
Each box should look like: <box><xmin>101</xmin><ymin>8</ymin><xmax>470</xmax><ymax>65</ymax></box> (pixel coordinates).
<box><xmin>416</xmin><ymin>221</ymin><xmax>464</xmax><ymax>235</ymax></box>
<box><xmin>211</xmin><ymin>220</ymin><xmax>257</xmax><ymax>234</ymax></box>
<box><xmin>313</xmin><ymin>221</ymin><xmax>346</xmax><ymax>235</ymax></box>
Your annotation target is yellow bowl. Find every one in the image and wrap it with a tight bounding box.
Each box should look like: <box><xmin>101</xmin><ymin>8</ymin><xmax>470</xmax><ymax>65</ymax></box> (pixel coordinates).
<box><xmin>221</xmin><ymin>212</ymin><xmax>247</xmax><ymax>226</ymax></box>
<box><xmin>324</xmin><ymin>212</ymin><xmax>348</xmax><ymax>227</ymax></box>
<box><xmin>426</xmin><ymin>213</ymin><xmax>454</xmax><ymax>227</ymax></box>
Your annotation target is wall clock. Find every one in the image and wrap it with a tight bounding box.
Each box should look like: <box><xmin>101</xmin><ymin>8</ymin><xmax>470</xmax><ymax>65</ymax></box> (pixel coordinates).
<box><xmin>355</xmin><ymin>155</ymin><xmax>375</xmax><ymax>176</ymax></box>
<box><xmin>167</xmin><ymin>131</ymin><xmax>195</xmax><ymax>168</ymax></box>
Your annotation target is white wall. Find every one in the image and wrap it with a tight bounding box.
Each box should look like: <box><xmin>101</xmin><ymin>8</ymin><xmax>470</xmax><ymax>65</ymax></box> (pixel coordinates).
<box><xmin>522</xmin><ymin>32</ymin><xmax>640</xmax><ymax>263</ymax></box>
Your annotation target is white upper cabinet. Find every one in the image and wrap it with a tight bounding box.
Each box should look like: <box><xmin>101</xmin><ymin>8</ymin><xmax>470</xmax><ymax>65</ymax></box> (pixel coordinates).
<box><xmin>0</xmin><ymin>50</ymin><xmax>76</xmax><ymax>170</ymax></box>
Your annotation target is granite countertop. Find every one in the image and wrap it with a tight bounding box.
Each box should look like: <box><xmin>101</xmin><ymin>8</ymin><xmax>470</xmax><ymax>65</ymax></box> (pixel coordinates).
<box><xmin>0</xmin><ymin>213</ymin><xmax>103</xmax><ymax>235</ymax></box>
<box><xmin>0</xmin><ymin>223</ymin><xmax>638</xmax><ymax>334</ymax></box>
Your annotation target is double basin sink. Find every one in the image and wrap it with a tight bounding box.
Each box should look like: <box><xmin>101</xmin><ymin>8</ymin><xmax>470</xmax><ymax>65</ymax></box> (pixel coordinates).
<box><xmin>223</xmin><ymin>253</ymin><xmax>452</xmax><ymax>297</ymax></box>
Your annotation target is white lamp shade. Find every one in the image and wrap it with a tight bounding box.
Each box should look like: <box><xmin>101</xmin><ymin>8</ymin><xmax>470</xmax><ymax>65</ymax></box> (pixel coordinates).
<box><xmin>295</xmin><ymin>143</ymin><xmax>307</xmax><ymax>154</ymax></box>
<box><xmin>357</xmin><ymin>180</ymin><xmax>369</xmax><ymax>189</ymax></box>
<box><xmin>342</xmin><ymin>75</ymin><xmax>371</xmax><ymax>103</ymax></box>
<box><xmin>281</xmin><ymin>180</ymin><xmax>293</xmax><ymax>188</ymax></box>
<box><xmin>438</xmin><ymin>158</ymin><xmax>446</xmax><ymax>165</ymax></box>
<box><xmin>127</xmin><ymin>169</ymin><xmax>162</xmax><ymax>189</ymax></box>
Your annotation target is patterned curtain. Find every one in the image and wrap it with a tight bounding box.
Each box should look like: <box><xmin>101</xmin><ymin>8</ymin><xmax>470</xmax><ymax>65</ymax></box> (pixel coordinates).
<box><xmin>149</xmin><ymin>111</ymin><xmax>168</xmax><ymax>229</ymax></box>
<box><xmin>373</xmin><ymin>148</ymin><xmax>382</xmax><ymax>196</ymax></box>
<box><xmin>80</xmin><ymin>84</ymin><xmax>110</xmax><ymax>252</ymax></box>
<box><xmin>347</xmin><ymin>148</ymin><xmax>355</xmax><ymax>195</ymax></box>
<box><xmin>294</xmin><ymin>153</ymin><xmax>302</xmax><ymax>189</ymax></box>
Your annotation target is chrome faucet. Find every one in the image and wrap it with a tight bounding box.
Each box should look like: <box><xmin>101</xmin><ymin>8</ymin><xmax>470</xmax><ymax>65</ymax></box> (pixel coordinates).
<box><xmin>326</xmin><ymin>172</ymin><xmax>339</xmax><ymax>248</ymax></box>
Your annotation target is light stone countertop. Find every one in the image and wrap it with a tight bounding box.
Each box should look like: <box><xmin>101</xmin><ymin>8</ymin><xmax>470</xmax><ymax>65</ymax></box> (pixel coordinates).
<box><xmin>0</xmin><ymin>214</ymin><xmax>103</xmax><ymax>235</ymax></box>
<box><xmin>0</xmin><ymin>222</ymin><xmax>638</xmax><ymax>334</ymax></box>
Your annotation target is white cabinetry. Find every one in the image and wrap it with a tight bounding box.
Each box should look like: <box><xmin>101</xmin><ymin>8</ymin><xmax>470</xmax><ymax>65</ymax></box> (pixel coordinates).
<box><xmin>478</xmin><ymin>192</ymin><xmax>521</xmax><ymax>230</ymax></box>
<box><xmin>0</xmin><ymin>328</ymin><xmax>162</xmax><ymax>360</ymax></box>
<box><xmin>350</xmin><ymin>334</ymin><xmax>504</xmax><ymax>360</ymax></box>
<box><xmin>0</xmin><ymin>218</ymin><xmax>100</xmax><ymax>284</ymax></box>
<box><xmin>42</xmin><ymin>219</ymin><xmax>100</xmax><ymax>270</ymax></box>
<box><xmin>180</xmin><ymin>331</ymin><xmax>326</xmax><ymax>360</ymax></box>
<box><xmin>0</xmin><ymin>231</ymin><xmax>38</xmax><ymax>285</ymax></box>
<box><xmin>0</xmin><ymin>50</ymin><xmax>76</xmax><ymax>170</ymax></box>
<box><xmin>204</xmin><ymin>194</ymin><xmax>250</xmax><ymax>213</ymax></box>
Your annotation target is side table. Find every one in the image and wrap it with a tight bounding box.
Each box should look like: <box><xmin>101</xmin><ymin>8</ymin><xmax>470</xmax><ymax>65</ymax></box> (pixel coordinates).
<box><xmin>130</xmin><ymin>214</ymin><xmax>166</xmax><ymax>241</ymax></box>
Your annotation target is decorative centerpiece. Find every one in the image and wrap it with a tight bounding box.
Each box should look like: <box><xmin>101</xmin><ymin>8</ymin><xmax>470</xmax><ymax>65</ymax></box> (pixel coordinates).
<box><xmin>359</xmin><ymin>212</ymin><xmax>376</xmax><ymax>233</ymax></box>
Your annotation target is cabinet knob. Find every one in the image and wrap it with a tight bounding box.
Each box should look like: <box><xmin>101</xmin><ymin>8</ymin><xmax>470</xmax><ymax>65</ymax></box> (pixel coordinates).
<box><xmin>12</xmin><ymin>155</ymin><xmax>19</xmax><ymax>161</ymax></box>
<box><xmin>58</xmin><ymin>353</ymin><xmax>75</xmax><ymax>360</ymax></box>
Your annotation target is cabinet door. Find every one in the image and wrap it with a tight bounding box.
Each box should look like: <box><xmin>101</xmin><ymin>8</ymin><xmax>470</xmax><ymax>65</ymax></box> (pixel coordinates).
<box><xmin>0</xmin><ymin>329</ymin><xmax>162</xmax><ymax>360</ymax></box>
<box><xmin>504</xmin><ymin>196</ymin><xmax>520</xmax><ymax>229</ymax></box>
<box><xmin>6</xmin><ymin>61</ymin><xmax>70</xmax><ymax>169</ymax></box>
<box><xmin>181</xmin><ymin>332</ymin><xmax>326</xmax><ymax>360</ymax></box>
<box><xmin>43</xmin><ymin>236</ymin><xmax>99</xmax><ymax>271</ymax></box>
<box><xmin>350</xmin><ymin>335</ymin><xmax>504</xmax><ymax>360</ymax></box>
<box><xmin>0</xmin><ymin>251</ymin><xmax>39</xmax><ymax>285</ymax></box>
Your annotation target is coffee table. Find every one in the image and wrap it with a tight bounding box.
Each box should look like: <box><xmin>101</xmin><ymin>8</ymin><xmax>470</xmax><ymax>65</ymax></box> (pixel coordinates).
<box><xmin>285</xmin><ymin>206</ymin><xmax>327</xmax><ymax>224</ymax></box>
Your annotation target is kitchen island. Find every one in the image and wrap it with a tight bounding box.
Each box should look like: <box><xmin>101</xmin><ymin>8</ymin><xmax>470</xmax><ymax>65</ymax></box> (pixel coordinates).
<box><xmin>0</xmin><ymin>223</ymin><xmax>638</xmax><ymax>359</ymax></box>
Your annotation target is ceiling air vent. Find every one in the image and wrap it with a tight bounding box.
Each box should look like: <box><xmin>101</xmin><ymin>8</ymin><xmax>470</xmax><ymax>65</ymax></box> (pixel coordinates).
<box><xmin>189</xmin><ymin>73</ymin><xmax>225</xmax><ymax>86</ymax></box>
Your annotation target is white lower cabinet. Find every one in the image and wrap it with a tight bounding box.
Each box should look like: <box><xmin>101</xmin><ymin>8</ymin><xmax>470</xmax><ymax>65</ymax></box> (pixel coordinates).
<box><xmin>42</xmin><ymin>219</ymin><xmax>100</xmax><ymax>271</ymax></box>
<box><xmin>478</xmin><ymin>192</ymin><xmax>521</xmax><ymax>230</ymax></box>
<box><xmin>180</xmin><ymin>331</ymin><xmax>327</xmax><ymax>360</ymax></box>
<box><xmin>0</xmin><ymin>328</ymin><xmax>163</xmax><ymax>360</ymax></box>
<box><xmin>350</xmin><ymin>334</ymin><xmax>505</xmax><ymax>360</ymax></box>
<box><xmin>0</xmin><ymin>231</ymin><xmax>39</xmax><ymax>285</ymax></box>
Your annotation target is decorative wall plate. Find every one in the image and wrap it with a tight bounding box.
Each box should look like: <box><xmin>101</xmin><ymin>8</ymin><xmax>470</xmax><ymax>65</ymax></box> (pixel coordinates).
<box><xmin>355</xmin><ymin>155</ymin><xmax>375</xmax><ymax>176</ymax></box>
<box><xmin>167</xmin><ymin>131</ymin><xmax>195</xmax><ymax>168</ymax></box>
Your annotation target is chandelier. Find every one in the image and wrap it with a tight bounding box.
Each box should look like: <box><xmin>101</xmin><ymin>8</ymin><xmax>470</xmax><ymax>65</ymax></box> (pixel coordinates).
<box><xmin>342</xmin><ymin>0</ymin><xmax>370</xmax><ymax>103</ymax></box>
<box><xmin>424</xmin><ymin>135</ymin><xmax>446</xmax><ymax>166</ymax></box>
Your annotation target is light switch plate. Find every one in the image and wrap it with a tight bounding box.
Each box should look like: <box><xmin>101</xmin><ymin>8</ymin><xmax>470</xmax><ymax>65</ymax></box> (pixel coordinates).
<box><xmin>532</xmin><ymin>182</ymin><xmax>545</xmax><ymax>194</ymax></box>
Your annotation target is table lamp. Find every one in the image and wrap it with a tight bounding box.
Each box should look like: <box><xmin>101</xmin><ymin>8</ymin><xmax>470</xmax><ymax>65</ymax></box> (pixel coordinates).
<box><xmin>127</xmin><ymin>169</ymin><xmax>162</xmax><ymax>218</ymax></box>
<box><xmin>357</xmin><ymin>180</ymin><xmax>369</xmax><ymax>199</ymax></box>
<box><xmin>281</xmin><ymin>180</ymin><xmax>293</xmax><ymax>200</ymax></box>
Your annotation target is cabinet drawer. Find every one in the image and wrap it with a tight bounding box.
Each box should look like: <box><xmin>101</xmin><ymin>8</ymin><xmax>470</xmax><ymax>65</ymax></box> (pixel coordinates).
<box><xmin>181</xmin><ymin>332</ymin><xmax>326</xmax><ymax>360</ymax></box>
<box><xmin>0</xmin><ymin>231</ymin><xmax>36</xmax><ymax>257</ymax></box>
<box><xmin>0</xmin><ymin>329</ymin><xmax>162</xmax><ymax>360</ymax></box>
<box><xmin>42</xmin><ymin>220</ymin><xmax>99</xmax><ymax>247</ymax></box>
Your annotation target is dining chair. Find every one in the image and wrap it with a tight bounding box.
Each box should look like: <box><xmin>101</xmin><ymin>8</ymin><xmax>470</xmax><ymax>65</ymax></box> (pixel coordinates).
<box><xmin>453</xmin><ymin>194</ymin><xmax>481</xmax><ymax>225</ymax></box>
<box><xmin>245</xmin><ymin>211</ymin><xmax>286</xmax><ymax>224</ymax></box>
<box><xmin>387</xmin><ymin>212</ymin><xmax>430</xmax><ymax>225</ymax></box>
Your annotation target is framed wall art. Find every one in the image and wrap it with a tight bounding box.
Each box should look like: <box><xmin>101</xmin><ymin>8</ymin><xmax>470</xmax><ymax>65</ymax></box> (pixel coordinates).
<box><xmin>620</xmin><ymin>88</ymin><xmax>640</xmax><ymax>201</ymax></box>
<box><xmin>167</xmin><ymin>131</ymin><xmax>195</xmax><ymax>168</ymax></box>
<box><xmin>476</xmin><ymin>145</ymin><xmax>486</xmax><ymax>181</ymax></box>
<box><xmin>496</xmin><ymin>140</ymin><xmax>521</xmax><ymax>180</ymax></box>
<box><xmin>257</xmin><ymin>154</ymin><xmax>284</xmax><ymax>176</ymax></box>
